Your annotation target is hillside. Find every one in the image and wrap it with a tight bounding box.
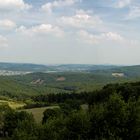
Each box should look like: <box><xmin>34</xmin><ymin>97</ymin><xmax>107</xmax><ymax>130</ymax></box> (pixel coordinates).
<box><xmin>0</xmin><ymin>62</ymin><xmax>139</xmax><ymax>76</ymax></box>
<box><xmin>92</xmin><ymin>65</ymin><xmax>140</xmax><ymax>77</ymax></box>
<box><xmin>112</xmin><ymin>65</ymin><xmax>140</xmax><ymax>77</ymax></box>
<box><xmin>1</xmin><ymin>81</ymin><xmax>140</xmax><ymax>140</ymax></box>
<box><xmin>0</xmin><ymin>62</ymin><xmax>118</xmax><ymax>73</ymax></box>
<box><xmin>0</xmin><ymin>64</ymin><xmax>140</xmax><ymax>99</ymax></box>
<box><xmin>0</xmin><ymin>62</ymin><xmax>48</xmax><ymax>72</ymax></box>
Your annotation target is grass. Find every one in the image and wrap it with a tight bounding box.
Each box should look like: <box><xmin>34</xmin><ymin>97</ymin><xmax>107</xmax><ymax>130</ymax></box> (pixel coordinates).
<box><xmin>0</xmin><ymin>100</ymin><xmax>25</xmax><ymax>109</ymax></box>
<box><xmin>81</xmin><ymin>104</ymin><xmax>88</xmax><ymax>110</ymax></box>
<box><xmin>22</xmin><ymin>105</ymin><xmax>88</xmax><ymax>123</ymax></box>
<box><xmin>22</xmin><ymin>106</ymin><xmax>59</xmax><ymax>123</ymax></box>
<box><xmin>0</xmin><ymin>138</ymin><xmax>7</xmax><ymax>140</ymax></box>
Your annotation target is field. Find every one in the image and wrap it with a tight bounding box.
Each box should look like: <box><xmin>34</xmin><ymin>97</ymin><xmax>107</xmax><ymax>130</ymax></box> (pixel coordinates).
<box><xmin>0</xmin><ymin>100</ymin><xmax>25</xmax><ymax>109</ymax></box>
<box><xmin>21</xmin><ymin>105</ymin><xmax>88</xmax><ymax>123</ymax></box>
<box><xmin>22</xmin><ymin>106</ymin><xmax>59</xmax><ymax>123</ymax></box>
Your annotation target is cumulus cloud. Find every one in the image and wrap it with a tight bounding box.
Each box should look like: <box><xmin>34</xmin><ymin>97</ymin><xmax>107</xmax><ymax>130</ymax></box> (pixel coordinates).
<box><xmin>41</xmin><ymin>0</ymin><xmax>78</xmax><ymax>13</ymax></box>
<box><xmin>115</xmin><ymin>0</ymin><xmax>132</xmax><ymax>8</ymax></box>
<box><xmin>0</xmin><ymin>19</ymin><xmax>16</xmax><ymax>29</ymax></box>
<box><xmin>127</xmin><ymin>6</ymin><xmax>140</xmax><ymax>19</ymax></box>
<box><xmin>77</xmin><ymin>30</ymin><xmax>99</xmax><ymax>44</ymax></box>
<box><xmin>16</xmin><ymin>24</ymin><xmax>64</xmax><ymax>37</ymax></box>
<box><xmin>102</xmin><ymin>32</ymin><xmax>124</xmax><ymax>41</ymax></box>
<box><xmin>59</xmin><ymin>9</ymin><xmax>102</xmax><ymax>29</ymax></box>
<box><xmin>77</xmin><ymin>30</ymin><xmax>124</xmax><ymax>45</ymax></box>
<box><xmin>0</xmin><ymin>0</ymin><xmax>31</xmax><ymax>11</ymax></box>
<box><xmin>0</xmin><ymin>35</ymin><xmax>8</xmax><ymax>47</ymax></box>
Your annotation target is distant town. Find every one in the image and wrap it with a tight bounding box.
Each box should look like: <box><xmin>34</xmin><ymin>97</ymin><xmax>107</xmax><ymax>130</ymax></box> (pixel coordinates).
<box><xmin>0</xmin><ymin>70</ymin><xmax>31</xmax><ymax>76</ymax></box>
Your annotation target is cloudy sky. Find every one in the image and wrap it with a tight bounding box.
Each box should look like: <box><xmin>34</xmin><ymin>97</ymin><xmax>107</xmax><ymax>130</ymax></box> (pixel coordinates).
<box><xmin>0</xmin><ymin>0</ymin><xmax>140</xmax><ymax>65</ymax></box>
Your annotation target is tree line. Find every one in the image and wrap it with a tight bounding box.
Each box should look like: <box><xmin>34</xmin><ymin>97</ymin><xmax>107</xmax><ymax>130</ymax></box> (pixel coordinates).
<box><xmin>0</xmin><ymin>81</ymin><xmax>140</xmax><ymax>140</ymax></box>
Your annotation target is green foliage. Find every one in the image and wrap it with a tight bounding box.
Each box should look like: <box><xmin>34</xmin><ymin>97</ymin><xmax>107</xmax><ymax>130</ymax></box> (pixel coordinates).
<box><xmin>39</xmin><ymin>116</ymin><xmax>66</xmax><ymax>140</ymax></box>
<box><xmin>1</xmin><ymin>81</ymin><xmax>140</xmax><ymax>140</ymax></box>
<box><xmin>42</xmin><ymin>108</ymin><xmax>61</xmax><ymax>124</ymax></box>
<box><xmin>1</xmin><ymin>70</ymin><xmax>140</xmax><ymax>101</ymax></box>
<box><xmin>59</xmin><ymin>99</ymin><xmax>81</xmax><ymax>115</ymax></box>
<box><xmin>3</xmin><ymin>110</ymin><xmax>35</xmax><ymax>136</ymax></box>
<box><xmin>64</xmin><ymin>111</ymin><xmax>90</xmax><ymax>140</ymax></box>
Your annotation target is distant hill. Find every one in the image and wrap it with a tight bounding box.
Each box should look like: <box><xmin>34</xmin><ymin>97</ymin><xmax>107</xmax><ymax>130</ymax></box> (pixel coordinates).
<box><xmin>0</xmin><ymin>62</ymin><xmax>118</xmax><ymax>73</ymax></box>
<box><xmin>49</xmin><ymin>64</ymin><xmax>118</xmax><ymax>72</ymax></box>
<box><xmin>92</xmin><ymin>65</ymin><xmax>140</xmax><ymax>77</ymax></box>
<box><xmin>0</xmin><ymin>62</ymin><xmax>140</xmax><ymax>78</ymax></box>
<box><xmin>112</xmin><ymin>65</ymin><xmax>140</xmax><ymax>77</ymax></box>
<box><xmin>0</xmin><ymin>63</ymin><xmax>140</xmax><ymax>99</ymax></box>
<box><xmin>0</xmin><ymin>62</ymin><xmax>140</xmax><ymax>75</ymax></box>
<box><xmin>0</xmin><ymin>62</ymin><xmax>47</xmax><ymax>72</ymax></box>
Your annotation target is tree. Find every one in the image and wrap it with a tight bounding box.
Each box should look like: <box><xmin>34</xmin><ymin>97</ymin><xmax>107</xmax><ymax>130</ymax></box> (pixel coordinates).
<box><xmin>60</xmin><ymin>99</ymin><xmax>81</xmax><ymax>115</ymax></box>
<box><xmin>64</xmin><ymin>111</ymin><xmax>90</xmax><ymax>140</ymax></box>
<box><xmin>0</xmin><ymin>105</ymin><xmax>11</xmax><ymax>137</ymax></box>
<box><xmin>42</xmin><ymin>108</ymin><xmax>61</xmax><ymax>124</ymax></box>
<box><xmin>3</xmin><ymin>110</ymin><xmax>35</xmax><ymax>137</ymax></box>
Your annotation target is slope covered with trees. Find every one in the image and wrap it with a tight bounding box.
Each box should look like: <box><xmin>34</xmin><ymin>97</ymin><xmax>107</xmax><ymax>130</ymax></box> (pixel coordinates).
<box><xmin>0</xmin><ymin>81</ymin><xmax>140</xmax><ymax>140</ymax></box>
<box><xmin>1</xmin><ymin>70</ymin><xmax>140</xmax><ymax>100</ymax></box>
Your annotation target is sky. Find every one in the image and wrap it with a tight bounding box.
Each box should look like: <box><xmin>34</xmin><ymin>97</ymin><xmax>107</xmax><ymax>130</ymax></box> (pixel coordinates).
<box><xmin>0</xmin><ymin>0</ymin><xmax>140</xmax><ymax>65</ymax></box>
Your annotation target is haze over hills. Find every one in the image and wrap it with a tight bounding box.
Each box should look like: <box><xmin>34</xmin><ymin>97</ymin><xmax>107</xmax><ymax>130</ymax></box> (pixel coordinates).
<box><xmin>0</xmin><ymin>62</ymin><xmax>140</xmax><ymax>76</ymax></box>
<box><xmin>0</xmin><ymin>62</ymin><xmax>140</xmax><ymax>98</ymax></box>
<box><xmin>0</xmin><ymin>62</ymin><xmax>47</xmax><ymax>72</ymax></box>
<box><xmin>0</xmin><ymin>62</ymin><xmax>119</xmax><ymax>75</ymax></box>
<box><xmin>1</xmin><ymin>0</ymin><xmax>140</xmax><ymax>139</ymax></box>
<box><xmin>0</xmin><ymin>62</ymin><xmax>118</xmax><ymax>72</ymax></box>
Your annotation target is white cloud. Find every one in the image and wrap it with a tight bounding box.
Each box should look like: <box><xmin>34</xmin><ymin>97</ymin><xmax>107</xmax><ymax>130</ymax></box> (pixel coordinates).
<box><xmin>77</xmin><ymin>30</ymin><xmax>124</xmax><ymax>45</ymax></box>
<box><xmin>0</xmin><ymin>35</ymin><xmax>8</xmax><ymax>47</ymax></box>
<box><xmin>41</xmin><ymin>0</ymin><xmax>78</xmax><ymax>13</ymax></box>
<box><xmin>115</xmin><ymin>0</ymin><xmax>132</xmax><ymax>8</ymax></box>
<box><xmin>16</xmin><ymin>24</ymin><xmax>64</xmax><ymax>37</ymax></box>
<box><xmin>77</xmin><ymin>30</ymin><xmax>99</xmax><ymax>44</ymax></box>
<box><xmin>127</xmin><ymin>6</ymin><xmax>140</xmax><ymax>19</ymax></box>
<box><xmin>0</xmin><ymin>19</ymin><xmax>16</xmax><ymax>29</ymax></box>
<box><xmin>102</xmin><ymin>32</ymin><xmax>124</xmax><ymax>41</ymax></box>
<box><xmin>0</xmin><ymin>0</ymin><xmax>31</xmax><ymax>11</ymax></box>
<box><xmin>59</xmin><ymin>9</ymin><xmax>102</xmax><ymax>29</ymax></box>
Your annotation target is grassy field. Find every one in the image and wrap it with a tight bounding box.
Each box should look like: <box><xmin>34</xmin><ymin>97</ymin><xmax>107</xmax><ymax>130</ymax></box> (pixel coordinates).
<box><xmin>0</xmin><ymin>100</ymin><xmax>25</xmax><ymax>109</ymax></box>
<box><xmin>22</xmin><ymin>106</ymin><xmax>59</xmax><ymax>123</ymax></box>
<box><xmin>22</xmin><ymin>105</ymin><xmax>88</xmax><ymax>123</ymax></box>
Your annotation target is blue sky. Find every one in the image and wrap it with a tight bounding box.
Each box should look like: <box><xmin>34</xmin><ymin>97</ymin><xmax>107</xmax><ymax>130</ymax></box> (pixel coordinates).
<box><xmin>0</xmin><ymin>0</ymin><xmax>140</xmax><ymax>65</ymax></box>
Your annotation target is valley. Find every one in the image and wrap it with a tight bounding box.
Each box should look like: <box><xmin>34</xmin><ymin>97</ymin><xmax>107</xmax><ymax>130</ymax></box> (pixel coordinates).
<box><xmin>1</xmin><ymin>63</ymin><xmax>140</xmax><ymax>140</ymax></box>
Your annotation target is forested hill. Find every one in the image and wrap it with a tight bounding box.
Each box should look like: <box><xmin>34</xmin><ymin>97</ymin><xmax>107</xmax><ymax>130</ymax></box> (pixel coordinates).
<box><xmin>112</xmin><ymin>65</ymin><xmax>140</xmax><ymax>77</ymax></box>
<box><xmin>90</xmin><ymin>65</ymin><xmax>140</xmax><ymax>77</ymax></box>
<box><xmin>0</xmin><ymin>63</ymin><xmax>140</xmax><ymax>99</ymax></box>
<box><xmin>0</xmin><ymin>81</ymin><xmax>140</xmax><ymax>140</ymax></box>
<box><xmin>0</xmin><ymin>62</ymin><xmax>140</xmax><ymax>76</ymax></box>
<box><xmin>0</xmin><ymin>62</ymin><xmax>47</xmax><ymax>72</ymax></box>
<box><xmin>0</xmin><ymin>62</ymin><xmax>119</xmax><ymax>72</ymax></box>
